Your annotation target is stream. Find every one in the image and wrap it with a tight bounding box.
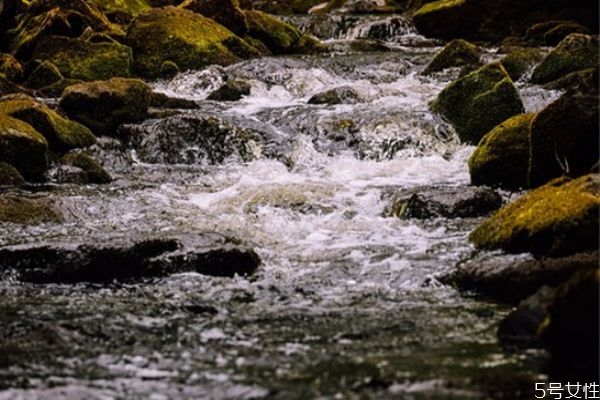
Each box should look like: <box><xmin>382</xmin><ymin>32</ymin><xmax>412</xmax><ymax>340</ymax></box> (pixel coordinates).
<box><xmin>0</xmin><ymin>14</ymin><xmax>562</xmax><ymax>400</ymax></box>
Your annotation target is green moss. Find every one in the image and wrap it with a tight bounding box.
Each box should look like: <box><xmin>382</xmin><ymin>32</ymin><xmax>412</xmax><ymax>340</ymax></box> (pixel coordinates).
<box><xmin>423</xmin><ymin>39</ymin><xmax>481</xmax><ymax>75</ymax></box>
<box><xmin>245</xmin><ymin>10</ymin><xmax>301</xmax><ymax>54</ymax></box>
<box><xmin>431</xmin><ymin>62</ymin><xmax>524</xmax><ymax>144</ymax></box>
<box><xmin>126</xmin><ymin>7</ymin><xmax>259</xmax><ymax>78</ymax></box>
<box><xmin>0</xmin><ymin>195</ymin><xmax>63</xmax><ymax>224</ymax></box>
<box><xmin>32</xmin><ymin>36</ymin><xmax>132</xmax><ymax>81</ymax></box>
<box><xmin>91</xmin><ymin>0</ymin><xmax>150</xmax><ymax>16</ymax></box>
<box><xmin>468</xmin><ymin>113</ymin><xmax>534</xmax><ymax>189</ymax></box>
<box><xmin>531</xmin><ymin>34</ymin><xmax>599</xmax><ymax>84</ymax></box>
<box><xmin>469</xmin><ymin>174</ymin><xmax>600</xmax><ymax>256</ymax></box>
<box><xmin>413</xmin><ymin>0</ymin><xmax>466</xmax><ymax>17</ymax></box>
<box><xmin>500</xmin><ymin>48</ymin><xmax>543</xmax><ymax>81</ymax></box>
<box><xmin>180</xmin><ymin>0</ymin><xmax>248</xmax><ymax>36</ymax></box>
<box><xmin>0</xmin><ymin>162</ymin><xmax>25</xmax><ymax>186</ymax></box>
<box><xmin>0</xmin><ymin>113</ymin><xmax>48</xmax><ymax>181</ymax></box>
<box><xmin>61</xmin><ymin>152</ymin><xmax>112</xmax><ymax>183</ymax></box>
<box><xmin>26</xmin><ymin>60</ymin><xmax>63</xmax><ymax>89</ymax></box>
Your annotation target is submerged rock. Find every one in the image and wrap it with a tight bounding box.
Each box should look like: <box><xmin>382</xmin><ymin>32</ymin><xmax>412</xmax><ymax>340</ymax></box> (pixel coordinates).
<box><xmin>422</xmin><ymin>39</ymin><xmax>481</xmax><ymax>76</ymax></box>
<box><xmin>431</xmin><ymin>63</ymin><xmax>524</xmax><ymax>144</ymax></box>
<box><xmin>0</xmin><ymin>194</ymin><xmax>64</xmax><ymax>224</ymax></box>
<box><xmin>469</xmin><ymin>174</ymin><xmax>600</xmax><ymax>257</ymax></box>
<box><xmin>0</xmin><ymin>233</ymin><xmax>261</xmax><ymax>283</ymax></box>
<box><xmin>207</xmin><ymin>79</ymin><xmax>252</xmax><ymax>101</ymax></box>
<box><xmin>386</xmin><ymin>186</ymin><xmax>503</xmax><ymax>219</ymax></box>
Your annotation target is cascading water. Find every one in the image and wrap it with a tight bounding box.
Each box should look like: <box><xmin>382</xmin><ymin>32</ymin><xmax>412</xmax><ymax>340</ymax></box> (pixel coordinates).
<box><xmin>0</xmin><ymin>14</ymin><xmax>562</xmax><ymax>400</ymax></box>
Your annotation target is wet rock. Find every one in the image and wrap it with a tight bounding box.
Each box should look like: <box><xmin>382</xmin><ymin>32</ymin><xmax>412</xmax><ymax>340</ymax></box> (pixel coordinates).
<box><xmin>181</xmin><ymin>0</ymin><xmax>248</xmax><ymax>36</ymax></box>
<box><xmin>531</xmin><ymin>34</ymin><xmax>599</xmax><ymax>84</ymax></box>
<box><xmin>0</xmin><ymin>162</ymin><xmax>25</xmax><ymax>186</ymax></box>
<box><xmin>422</xmin><ymin>39</ymin><xmax>481</xmax><ymax>76</ymax></box>
<box><xmin>245</xmin><ymin>10</ymin><xmax>302</xmax><ymax>54</ymax></box>
<box><xmin>526</xmin><ymin>20</ymin><xmax>591</xmax><ymax>46</ymax></box>
<box><xmin>528</xmin><ymin>82</ymin><xmax>599</xmax><ymax>187</ymax></box>
<box><xmin>468</xmin><ymin>113</ymin><xmax>533</xmax><ymax>190</ymax></box>
<box><xmin>47</xmin><ymin>164</ymin><xmax>90</xmax><ymax>184</ymax></box>
<box><xmin>126</xmin><ymin>7</ymin><xmax>260</xmax><ymax>78</ymax></box>
<box><xmin>431</xmin><ymin>63</ymin><xmax>524</xmax><ymax>144</ymax></box>
<box><xmin>0</xmin><ymin>194</ymin><xmax>63</xmax><ymax>224</ymax></box>
<box><xmin>543</xmin><ymin>66</ymin><xmax>598</xmax><ymax>91</ymax></box>
<box><xmin>0</xmin><ymin>75</ymin><xmax>31</xmax><ymax>96</ymax></box>
<box><xmin>499</xmin><ymin>48</ymin><xmax>543</xmax><ymax>81</ymax></box>
<box><xmin>0</xmin><ymin>233</ymin><xmax>261</xmax><ymax>283</ymax></box>
<box><xmin>60</xmin><ymin>151</ymin><xmax>112</xmax><ymax>183</ymax></box>
<box><xmin>469</xmin><ymin>175</ymin><xmax>600</xmax><ymax>257</ymax></box>
<box><xmin>0</xmin><ymin>54</ymin><xmax>23</xmax><ymax>82</ymax></box>
<box><xmin>91</xmin><ymin>0</ymin><xmax>150</xmax><ymax>17</ymax></box>
<box><xmin>150</xmin><ymin>92</ymin><xmax>199</xmax><ymax>109</ymax></box>
<box><xmin>541</xmin><ymin>267</ymin><xmax>599</xmax><ymax>382</ymax></box>
<box><xmin>59</xmin><ymin>78</ymin><xmax>153</xmax><ymax>135</ymax></box>
<box><xmin>386</xmin><ymin>186</ymin><xmax>503</xmax><ymax>219</ymax></box>
<box><xmin>158</xmin><ymin>60</ymin><xmax>179</xmax><ymax>79</ymax></box>
<box><xmin>0</xmin><ymin>96</ymin><xmax>96</xmax><ymax>154</ymax></box>
<box><xmin>308</xmin><ymin>86</ymin><xmax>362</xmax><ymax>105</ymax></box>
<box><xmin>31</xmin><ymin>36</ymin><xmax>132</xmax><ymax>82</ymax></box>
<box><xmin>0</xmin><ymin>112</ymin><xmax>48</xmax><ymax>181</ymax></box>
<box><xmin>26</xmin><ymin>60</ymin><xmax>64</xmax><ymax>90</ymax></box>
<box><xmin>442</xmin><ymin>251</ymin><xmax>598</xmax><ymax>303</ymax></box>
<box><xmin>207</xmin><ymin>80</ymin><xmax>252</xmax><ymax>101</ymax></box>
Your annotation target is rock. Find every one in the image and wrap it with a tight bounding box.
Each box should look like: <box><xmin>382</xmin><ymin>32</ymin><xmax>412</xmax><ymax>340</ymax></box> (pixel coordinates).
<box><xmin>180</xmin><ymin>0</ymin><xmax>248</xmax><ymax>36</ymax></box>
<box><xmin>528</xmin><ymin>84</ymin><xmax>599</xmax><ymax>187</ymax></box>
<box><xmin>245</xmin><ymin>9</ymin><xmax>302</xmax><ymax>54</ymax></box>
<box><xmin>0</xmin><ymin>162</ymin><xmax>25</xmax><ymax>186</ymax></box>
<box><xmin>26</xmin><ymin>60</ymin><xmax>64</xmax><ymax>90</ymax></box>
<box><xmin>469</xmin><ymin>174</ymin><xmax>600</xmax><ymax>257</ymax></box>
<box><xmin>0</xmin><ymin>97</ymin><xmax>96</xmax><ymax>153</ymax></box>
<box><xmin>308</xmin><ymin>86</ymin><xmax>362</xmax><ymax>105</ymax></box>
<box><xmin>526</xmin><ymin>20</ymin><xmax>591</xmax><ymax>46</ymax></box>
<box><xmin>158</xmin><ymin>60</ymin><xmax>179</xmax><ymax>79</ymax></box>
<box><xmin>422</xmin><ymin>39</ymin><xmax>481</xmax><ymax>75</ymax></box>
<box><xmin>207</xmin><ymin>80</ymin><xmax>252</xmax><ymax>101</ymax></box>
<box><xmin>531</xmin><ymin>34</ymin><xmax>599</xmax><ymax>84</ymax></box>
<box><xmin>386</xmin><ymin>185</ymin><xmax>503</xmax><ymax>219</ymax></box>
<box><xmin>0</xmin><ymin>112</ymin><xmax>48</xmax><ymax>181</ymax></box>
<box><xmin>31</xmin><ymin>36</ymin><xmax>132</xmax><ymax>82</ymax></box>
<box><xmin>90</xmin><ymin>0</ymin><xmax>150</xmax><ymax>16</ymax></box>
<box><xmin>60</xmin><ymin>152</ymin><xmax>112</xmax><ymax>183</ymax></box>
<box><xmin>0</xmin><ymin>54</ymin><xmax>23</xmax><ymax>82</ymax></box>
<box><xmin>0</xmin><ymin>75</ymin><xmax>31</xmax><ymax>96</ymax></box>
<box><xmin>468</xmin><ymin>113</ymin><xmax>533</xmax><ymax>190</ymax></box>
<box><xmin>543</xmin><ymin>66</ymin><xmax>598</xmax><ymax>91</ymax></box>
<box><xmin>0</xmin><ymin>233</ymin><xmax>261</xmax><ymax>283</ymax></box>
<box><xmin>0</xmin><ymin>194</ymin><xmax>63</xmax><ymax>224</ymax></box>
<box><xmin>59</xmin><ymin>78</ymin><xmax>153</xmax><ymax>135</ymax></box>
<box><xmin>126</xmin><ymin>7</ymin><xmax>260</xmax><ymax>78</ymax></box>
<box><xmin>442</xmin><ymin>251</ymin><xmax>598</xmax><ymax>303</ymax></box>
<box><xmin>47</xmin><ymin>164</ymin><xmax>90</xmax><ymax>184</ymax></box>
<box><xmin>150</xmin><ymin>92</ymin><xmax>199</xmax><ymax>109</ymax></box>
<box><xmin>499</xmin><ymin>48</ymin><xmax>543</xmax><ymax>81</ymax></box>
<box><xmin>431</xmin><ymin>63</ymin><xmax>524</xmax><ymax>144</ymax></box>
<box><xmin>540</xmin><ymin>267</ymin><xmax>599</xmax><ymax>382</ymax></box>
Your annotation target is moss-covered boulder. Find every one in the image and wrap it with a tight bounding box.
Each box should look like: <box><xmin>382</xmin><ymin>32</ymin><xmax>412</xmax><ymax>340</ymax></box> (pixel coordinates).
<box><xmin>528</xmin><ymin>86</ymin><xmax>599</xmax><ymax>188</ymax></box>
<box><xmin>431</xmin><ymin>62</ymin><xmax>524</xmax><ymax>144</ymax></box>
<box><xmin>90</xmin><ymin>0</ymin><xmax>150</xmax><ymax>16</ymax></box>
<box><xmin>469</xmin><ymin>113</ymin><xmax>534</xmax><ymax>190</ymax></box>
<box><xmin>0</xmin><ymin>97</ymin><xmax>96</xmax><ymax>153</ymax></box>
<box><xmin>31</xmin><ymin>36</ymin><xmax>132</xmax><ymax>82</ymax></box>
<box><xmin>245</xmin><ymin>9</ymin><xmax>302</xmax><ymax>54</ymax></box>
<box><xmin>470</xmin><ymin>174</ymin><xmax>600</xmax><ymax>257</ymax></box>
<box><xmin>0</xmin><ymin>113</ymin><xmax>48</xmax><ymax>181</ymax></box>
<box><xmin>59</xmin><ymin>78</ymin><xmax>153</xmax><ymax>135</ymax></box>
<box><xmin>0</xmin><ymin>195</ymin><xmax>64</xmax><ymax>224</ymax></box>
<box><xmin>526</xmin><ymin>20</ymin><xmax>591</xmax><ymax>46</ymax></box>
<box><xmin>126</xmin><ymin>7</ymin><xmax>260</xmax><ymax>78</ymax></box>
<box><xmin>543</xmin><ymin>66</ymin><xmax>598</xmax><ymax>91</ymax></box>
<box><xmin>531</xmin><ymin>34</ymin><xmax>599</xmax><ymax>84</ymax></box>
<box><xmin>181</xmin><ymin>0</ymin><xmax>248</xmax><ymax>36</ymax></box>
<box><xmin>500</xmin><ymin>48</ymin><xmax>544</xmax><ymax>81</ymax></box>
<box><xmin>0</xmin><ymin>162</ymin><xmax>25</xmax><ymax>186</ymax></box>
<box><xmin>61</xmin><ymin>152</ymin><xmax>112</xmax><ymax>183</ymax></box>
<box><xmin>26</xmin><ymin>60</ymin><xmax>64</xmax><ymax>90</ymax></box>
<box><xmin>0</xmin><ymin>54</ymin><xmax>23</xmax><ymax>82</ymax></box>
<box><xmin>422</xmin><ymin>39</ymin><xmax>481</xmax><ymax>75</ymax></box>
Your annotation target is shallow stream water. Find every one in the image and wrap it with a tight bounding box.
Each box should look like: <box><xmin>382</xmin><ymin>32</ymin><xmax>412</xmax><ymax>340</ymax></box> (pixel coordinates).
<box><xmin>0</xmin><ymin>14</ymin><xmax>562</xmax><ymax>400</ymax></box>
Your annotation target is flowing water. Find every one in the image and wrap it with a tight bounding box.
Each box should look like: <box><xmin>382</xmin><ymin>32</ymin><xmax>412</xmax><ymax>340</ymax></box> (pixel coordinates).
<box><xmin>0</xmin><ymin>14</ymin><xmax>562</xmax><ymax>400</ymax></box>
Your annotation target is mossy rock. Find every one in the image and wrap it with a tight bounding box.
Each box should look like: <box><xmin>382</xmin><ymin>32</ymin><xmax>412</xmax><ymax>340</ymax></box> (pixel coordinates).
<box><xmin>126</xmin><ymin>7</ymin><xmax>260</xmax><ymax>78</ymax></box>
<box><xmin>207</xmin><ymin>80</ymin><xmax>251</xmax><ymax>101</ymax></box>
<box><xmin>412</xmin><ymin>0</ymin><xmax>476</xmax><ymax>40</ymax></box>
<box><xmin>0</xmin><ymin>162</ymin><xmax>25</xmax><ymax>186</ymax></box>
<box><xmin>469</xmin><ymin>174</ymin><xmax>600</xmax><ymax>257</ymax></box>
<box><xmin>180</xmin><ymin>0</ymin><xmax>248</xmax><ymax>36</ymax></box>
<box><xmin>245</xmin><ymin>9</ymin><xmax>302</xmax><ymax>54</ymax></box>
<box><xmin>531</xmin><ymin>34</ymin><xmax>599</xmax><ymax>84</ymax></box>
<box><xmin>0</xmin><ymin>113</ymin><xmax>48</xmax><ymax>181</ymax></box>
<box><xmin>90</xmin><ymin>0</ymin><xmax>150</xmax><ymax>16</ymax></box>
<box><xmin>0</xmin><ymin>195</ymin><xmax>64</xmax><ymax>224</ymax></box>
<box><xmin>31</xmin><ymin>36</ymin><xmax>132</xmax><ymax>81</ymax></box>
<box><xmin>0</xmin><ymin>97</ymin><xmax>96</xmax><ymax>153</ymax></box>
<box><xmin>528</xmin><ymin>86</ymin><xmax>599</xmax><ymax>188</ymax></box>
<box><xmin>26</xmin><ymin>60</ymin><xmax>63</xmax><ymax>90</ymax></box>
<box><xmin>0</xmin><ymin>54</ymin><xmax>23</xmax><ymax>82</ymax></box>
<box><xmin>61</xmin><ymin>152</ymin><xmax>112</xmax><ymax>183</ymax></box>
<box><xmin>0</xmin><ymin>74</ymin><xmax>30</xmax><ymax>96</ymax></box>
<box><xmin>293</xmin><ymin>34</ymin><xmax>328</xmax><ymax>54</ymax></box>
<box><xmin>543</xmin><ymin>67</ymin><xmax>598</xmax><ymax>91</ymax></box>
<box><xmin>500</xmin><ymin>47</ymin><xmax>544</xmax><ymax>81</ymax></box>
<box><xmin>59</xmin><ymin>77</ymin><xmax>153</xmax><ymax>135</ymax></box>
<box><xmin>526</xmin><ymin>20</ymin><xmax>591</xmax><ymax>46</ymax></box>
<box><xmin>423</xmin><ymin>39</ymin><xmax>481</xmax><ymax>75</ymax></box>
<box><xmin>468</xmin><ymin>113</ymin><xmax>534</xmax><ymax>190</ymax></box>
<box><xmin>431</xmin><ymin>62</ymin><xmax>524</xmax><ymax>144</ymax></box>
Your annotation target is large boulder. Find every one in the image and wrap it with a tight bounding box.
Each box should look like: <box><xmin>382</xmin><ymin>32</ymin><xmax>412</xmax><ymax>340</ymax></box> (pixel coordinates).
<box><xmin>31</xmin><ymin>36</ymin><xmax>132</xmax><ymax>81</ymax></box>
<box><xmin>468</xmin><ymin>113</ymin><xmax>533</xmax><ymax>190</ymax></box>
<box><xmin>526</xmin><ymin>20</ymin><xmax>591</xmax><ymax>46</ymax></box>
<box><xmin>125</xmin><ymin>7</ymin><xmax>260</xmax><ymax>78</ymax></box>
<box><xmin>244</xmin><ymin>10</ymin><xmax>302</xmax><ymax>54</ymax></box>
<box><xmin>528</xmin><ymin>82</ymin><xmax>599</xmax><ymax>187</ymax></box>
<box><xmin>499</xmin><ymin>47</ymin><xmax>543</xmax><ymax>81</ymax></box>
<box><xmin>431</xmin><ymin>63</ymin><xmax>524</xmax><ymax>144</ymax></box>
<box><xmin>59</xmin><ymin>78</ymin><xmax>153</xmax><ymax>135</ymax></box>
<box><xmin>0</xmin><ymin>97</ymin><xmax>96</xmax><ymax>153</ymax></box>
<box><xmin>0</xmin><ymin>113</ymin><xmax>48</xmax><ymax>181</ymax></box>
<box><xmin>180</xmin><ymin>0</ymin><xmax>248</xmax><ymax>36</ymax></box>
<box><xmin>422</xmin><ymin>39</ymin><xmax>481</xmax><ymax>75</ymax></box>
<box><xmin>531</xmin><ymin>33</ymin><xmax>599</xmax><ymax>84</ymax></box>
<box><xmin>469</xmin><ymin>174</ymin><xmax>600</xmax><ymax>257</ymax></box>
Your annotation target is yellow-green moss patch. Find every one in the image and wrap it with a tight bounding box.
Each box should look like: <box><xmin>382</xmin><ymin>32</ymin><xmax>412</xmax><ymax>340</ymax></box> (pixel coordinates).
<box><xmin>0</xmin><ymin>113</ymin><xmax>48</xmax><ymax>181</ymax></box>
<box><xmin>0</xmin><ymin>195</ymin><xmax>63</xmax><ymax>224</ymax></box>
